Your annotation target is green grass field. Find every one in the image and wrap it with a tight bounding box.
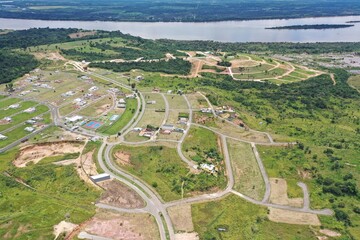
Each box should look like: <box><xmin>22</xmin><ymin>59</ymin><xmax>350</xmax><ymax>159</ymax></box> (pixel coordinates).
<box><xmin>192</xmin><ymin>194</ymin><xmax>318</xmax><ymax>240</ymax></box>
<box><xmin>98</xmin><ymin>98</ymin><xmax>137</xmax><ymax>135</ymax></box>
<box><xmin>227</xmin><ymin>139</ymin><xmax>265</xmax><ymax>201</ymax></box>
<box><xmin>112</xmin><ymin>145</ymin><xmax>226</xmax><ymax>202</ymax></box>
<box><xmin>0</xmin><ymin>149</ymin><xmax>100</xmax><ymax>239</ymax></box>
<box><xmin>136</xmin><ymin>109</ymin><xmax>165</xmax><ymax>128</ymax></box>
<box><xmin>348</xmin><ymin>75</ymin><xmax>360</xmax><ymax>92</ymax></box>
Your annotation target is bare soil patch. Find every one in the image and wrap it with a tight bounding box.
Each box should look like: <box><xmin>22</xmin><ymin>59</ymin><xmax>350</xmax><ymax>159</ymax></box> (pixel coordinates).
<box><xmin>33</xmin><ymin>52</ymin><xmax>66</xmax><ymax>61</ymax></box>
<box><xmin>230</xmin><ymin>59</ymin><xmax>260</xmax><ymax>68</ymax></box>
<box><xmin>82</xmin><ymin>209</ymin><xmax>160</xmax><ymax>240</ymax></box>
<box><xmin>114</xmin><ymin>151</ymin><xmax>132</xmax><ymax>166</ymax></box>
<box><xmin>319</xmin><ymin>229</ymin><xmax>341</xmax><ymax>237</ymax></box>
<box><xmin>269</xmin><ymin>178</ymin><xmax>303</xmax><ymax>208</ymax></box>
<box><xmin>168</xmin><ymin>204</ymin><xmax>194</xmax><ymax>232</ymax></box>
<box><xmin>268</xmin><ymin>207</ymin><xmax>320</xmax><ymax>226</ymax></box>
<box><xmin>53</xmin><ymin>221</ymin><xmax>78</xmax><ymax>239</ymax></box>
<box><xmin>175</xmin><ymin>232</ymin><xmax>199</xmax><ymax>240</ymax></box>
<box><xmin>98</xmin><ymin>180</ymin><xmax>145</xmax><ymax>209</ymax></box>
<box><xmin>13</xmin><ymin>141</ymin><xmax>84</xmax><ymax>168</ymax></box>
<box><xmin>68</xmin><ymin>31</ymin><xmax>97</xmax><ymax>39</ymax></box>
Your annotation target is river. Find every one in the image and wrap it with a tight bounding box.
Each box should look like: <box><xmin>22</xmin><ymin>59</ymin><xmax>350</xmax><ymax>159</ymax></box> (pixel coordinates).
<box><xmin>1</xmin><ymin>16</ymin><xmax>360</xmax><ymax>42</ymax></box>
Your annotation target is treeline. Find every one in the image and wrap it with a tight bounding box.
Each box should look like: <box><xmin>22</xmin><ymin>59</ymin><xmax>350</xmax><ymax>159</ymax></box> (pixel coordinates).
<box><xmin>1</xmin><ymin>0</ymin><xmax>360</xmax><ymax>22</ymax></box>
<box><xmin>0</xmin><ymin>50</ymin><xmax>39</xmax><ymax>84</ymax></box>
<box><xmin>90</xmin><ymin>59</ymin><xmax>191</xmax><ymax>75</ymax></box>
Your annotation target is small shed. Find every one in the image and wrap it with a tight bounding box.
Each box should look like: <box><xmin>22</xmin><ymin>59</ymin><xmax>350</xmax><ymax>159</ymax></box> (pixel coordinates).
<box><xmin>91</xmin><ymin>173</ymin><xmax>111</xmax><ymax>183</ymax></box>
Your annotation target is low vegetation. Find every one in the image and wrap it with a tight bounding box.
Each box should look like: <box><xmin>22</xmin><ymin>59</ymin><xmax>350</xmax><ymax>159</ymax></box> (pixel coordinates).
<box><xmin>112</xmin><ymin>145</ymin><xmax>226</xmax><ymax>201</ymax></box>
<box><xmin>192</xmin><ymin>194</ymin><xmax>318</xmax><ymax>240</ymax></box>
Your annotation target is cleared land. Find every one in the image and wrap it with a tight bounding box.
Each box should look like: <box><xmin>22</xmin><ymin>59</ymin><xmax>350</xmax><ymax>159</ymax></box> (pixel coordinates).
<box><xmin>268</xmin><ymin>208</ymin><xmax>320</xmax><ymax>226</ymax></box>
<box><xmin>192</xmin><ymin>194</ymin><xmax>318</xmax><ymax>240</ymax></box>
<box><xmin>348</xmin><ymin>75</ymin><xmax>360</xmax><ymax>91</ymax></box>
<box><xmin>98</xmin><ymin>180</ymin><xmax>145</xmax><ymax>209</ymax></box>
<box><xmin>227</xmin><ymin>139</ymin><xmax>265</xmax><ymax>201</ymax></box>
<box><xmin>81</xmin><ymin>209</ymin><xmax>160</xmax><ymax>240</ymax></box>
<box><xmin>168</xmin><ymin>204</ymin><xmax>194</xmax><ymax>232</ymax></box>
<box><xmin>269</xmin><ymin>178</ymin><xmax>303</xmax><ymax>208</ymax></box>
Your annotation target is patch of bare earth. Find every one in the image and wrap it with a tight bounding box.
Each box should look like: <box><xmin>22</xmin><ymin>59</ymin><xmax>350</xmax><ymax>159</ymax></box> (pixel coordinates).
<box><xmin>68</xmin><ymin>31</ymin><xmax>97</xmax><ymax>39</ymax></box>
<box><xmin>168</xmin><ymin>204</ymin><xmax>194</xmax><ymax>232</ymax></box>
<box><xmin>319</xmin><ymin>229</ymin><xmax>341</xmax><ymax>237</ymax></box>
<box><xmin>269</xmin><ymin>178</ymin><xmax>303</xmax><ymax>208</ymax></box>
<box><xmin>81</xmin><ymin>209</ymin><xmax>160</xmax><ymax>240</ymax></box>
<box><xmin>268</xmin><ymin>208</ymin><xmax>320</xmax><ymax>226</ymax></box>
<box><xmin>114</xmin><ymin>151</ymin><xmax>132</xmax><ymax>166</ymax></box>
<box><xmin>13</xmin><ymin>141</ymin><xmax>84</xmax><ymax>167</ymax></box>
<box><xmin>53</xmin><ymin>221</ymin><xmax>78</xmax><ymax>239</ymax></box>
<box><xmin>98</xmin><ymin>180</ymin><xmax>145</xmax><ymax>209</ymax></box>
<box><xmin>175</xmin><ymin>233</ymin><xmax>199</xmax><ymax>240</ymax></box>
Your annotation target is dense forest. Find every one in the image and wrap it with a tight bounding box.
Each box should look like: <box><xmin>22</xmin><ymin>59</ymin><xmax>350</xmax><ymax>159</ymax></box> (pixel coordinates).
<box><xmin>90</xmin><ymin>59</ymin><xmax>191</xmax><ymax>75</ymax></box>
<box><xmin>1</xmin><ymin>0</ymin><xmax>360</xmax><ymax>22</ymax></box>
<box><xmin>0</xmin><ymin>50</ymin><xmax>39</xmax><ymax>84</ymax></box>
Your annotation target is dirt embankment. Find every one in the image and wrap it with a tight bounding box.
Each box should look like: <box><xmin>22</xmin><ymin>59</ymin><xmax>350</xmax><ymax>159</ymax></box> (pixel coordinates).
<box><xmin>98</xmin><ymin>180</ymin><xmax>145</xmax><ymax>209</ymax></box>
<box><xmin>114</xmin><ymin>151</ymin><xmax>132</xmax><ymax>166</ymax></box>
<box><xmin>13</xmin><ymin>141</ymin><xmax>84</xmax><ymax>168</ymax></box>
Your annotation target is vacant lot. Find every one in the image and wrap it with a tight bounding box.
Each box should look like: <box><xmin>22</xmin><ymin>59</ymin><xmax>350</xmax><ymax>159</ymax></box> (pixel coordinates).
<box><xmin>186</xmin><ymin>93</ymin><xmax>209</xmax><ymax>109</ymax></box>
<box><xmin>268</xmin><ymin>208</ymin><xmax>320</xmax><ymax>226</ymax></box>
<box><xmin>98</xmin><ymin>180</ymin><xmax>145</xmax><ymax>209</ymax></box>
<box><xmin>166</xmin><ymin>95</ymin><xmax>188</xmax><ymax>109</ymax></box>
<box><xmin>227</xmin><ymin>139</ymin><xmax>265</xmax><ymax>201</ymax></box>
<box><xmin>136</xmin><ymin>109</ymin><xmax>165</xmax><ymax>128</ymax></box>
<box><xmin>143</xmin><ymin>92</ymin><xmax>166</xmax><ymax>109</ymax></box>
<box><xmin>168</xmin><ymin>204</ymin><xmax>194</xmax><ymax>232</ymax></box>
<box><xmin>192</xmin><ymin>194</ymin><xmax>318</xmax><ymax>240</ymax></box>
<box><xmin>82</xmin><ymin>209</ymin><xmax>160</xmax><ymax>240</ymax></box>
<box><xmin>269</xmin><ymin>178</ymin><xmax>303</xmax><ymax>208</ymax></box>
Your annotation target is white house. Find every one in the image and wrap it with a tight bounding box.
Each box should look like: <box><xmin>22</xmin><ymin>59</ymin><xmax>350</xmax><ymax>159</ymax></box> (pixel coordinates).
<box><xmin>91</xmin><ymin>173</ymin><xmax>111</xmax><ymax>183</ymax></box>
<box><xmin>88</xmin><ymin>86</ymin><xmax>99</xmax><ymax>92</ymax></box>
<box><xmin>24</xmin><ymin>127</ymin><xmax>35</xmax><ymax>132</ymax></box>
<box><xmin>8</xmin><ymin>104</ymin><xmax>20</xmax><ymax>109</ymax></box>
<box><xmin>0</xmin><ymin>134</ymin><xmax>7</xmax><ymax>140</ymax></box>
<box><xmin>65</xmin><ymin>115</ymin><xmax>83</xmax><ymax>123</ymax></box>
<box><xmin>23</xmin><ymin>107</ymin><xmax>36</xmax><ymax>113</ymax></box>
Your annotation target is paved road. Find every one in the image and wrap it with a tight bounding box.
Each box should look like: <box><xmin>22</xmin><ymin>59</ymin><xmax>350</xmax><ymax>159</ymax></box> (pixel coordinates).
<box><xmin>176</xmin><ymin>94</ymin><xmax>197</xmax><ymax>168</ymax></box>
<box><xmin>251</xmin><ymin>142</ymin><xmax>271</xmax><ymax>203</ymax></box>
<box><xmin>297</xmin><ymin>182</ymin><xmax>310</xmax><ymax>210</ymax></box>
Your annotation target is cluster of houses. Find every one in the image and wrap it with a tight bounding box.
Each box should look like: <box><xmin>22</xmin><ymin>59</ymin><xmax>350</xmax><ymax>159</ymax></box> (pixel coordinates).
<box><xmin>160</xmin><ymin>124</ymin><xmax>185</xmax><ymax>135</ymax></box>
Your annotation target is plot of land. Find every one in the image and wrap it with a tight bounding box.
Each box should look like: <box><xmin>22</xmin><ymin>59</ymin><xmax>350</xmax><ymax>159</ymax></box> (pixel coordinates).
<box><xmin>227</xmin><ymin>139</ymin><xmax>265</xmax><ymax>201</ymax></box>
<box><xmin>168</xmin><ymin>204</ymin><xmax>194</xmax><ymax>232</ymax></box>
<box><xmin>268</xmin><ymin>208</ymin><xmax>320</xmax><ymax>226</ymax></box>
<box><xmin>77</xmin><ymin>95</ymin><xmax>113</xmax><ymax>118</ymax></box>
<box><xmin>186</xmin><ymin>93</ymin><xmax>209</xmax><ymax>109</ymax></box>
<box><xmin>98</xmin><ymin>179</ymin><xmax>145</xmax><ymax>209</ymax></box>
<box><xmin>165</xmin><ymin>95</ymin><xmax>188</xmax><ymax>109</ymax></box>
<box><xmin>136</xmin><ymin>109</ymin><xmax>165</xmax><ymax>128</ymax></box>
<box><xmin>143</xmin><ymin>92</ymin><xmax>166</xmax><ymax>109</ymax></box>
<box><xmin>81</xmin><ymin>209</ymin><xmax>160</xmax><ymax>240</ymax></box>
<box><xmin>269</xmin><ymin>178</ymin><xmax>303</xmax><ymax>208</ymax></box>
<box><xmin>13</xmin><ymin>141</ymin><xmax>84</xmax><ymax>167</ymax></box>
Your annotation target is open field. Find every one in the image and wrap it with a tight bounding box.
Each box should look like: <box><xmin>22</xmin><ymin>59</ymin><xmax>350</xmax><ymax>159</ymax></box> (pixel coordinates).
<box><xmin>98</xmin><ymin>98</ymin><xmax>137</xmax><ymax>135</ymax></box>
<box><xmin>112</xmin><ymin>145</ymin><xmax>226</xmax><ymax>202</ymax></box>
<box><xmin>348</xmin><ymin>75</ymin><xmax>360</xmax><ymax>91</ymax></box>
<box><xmin>192</xmin><ymin>194</ymin><xmax>318</xmax><ymax>240</ymax></box>
<box><xmin>136</xmin><ymin>109</ymin><xmax>165</xmax><ymax>128</ymax></box>
<box><xmin>0</xmin><ymin>148</ymin><xmax>100</xmax><ymax>240</ymax></box>
<box><xmin>144</xmin><ymin>92</ymin><xmax>166</xmax><ymax>109</ymax></box>
<box><xmin>227</xmin><ymin>139</ymin><xmax>265</xmax><ymax>201</ymax></box>
<box><xmin>168</xmin><ymin>204</ymin><xmax>194</xmax><ymax>232</ymax></box>
<box><xmin>80</xmin><ymin>209</ymin><xmax>160</xmax><ymax>240</ymax></box>
<box><xmin>165</xmin><ymin>95</ymin><xmax>188</xmax><ymax>110</ymax></box>
<box><xmin>268</xmin><ymin>208</ymin><xmax>320</xmax><ymax>226</ymax></box>
<box><xmin>186</xmin><ymin>93</ymin><xmax>209</xmax><ymax>109</ymax></box>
